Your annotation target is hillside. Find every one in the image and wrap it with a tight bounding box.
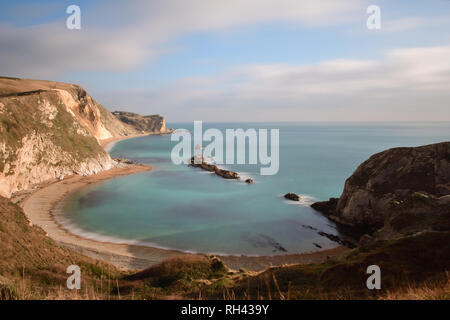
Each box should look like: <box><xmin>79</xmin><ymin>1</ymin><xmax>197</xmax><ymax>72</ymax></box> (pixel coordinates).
<box><xmin>1</xmin><ymin>192</ymin><xmax>448</xmax><ymax>300</ymax></box>
<box><xmin>0</xmin><ymin>195</ymin><xmax>124</xmax><ymax>299</ymax></box>
<box><xmin>0</xmin><ymin>77</ymin><xmax>170</xmax><ymax>198</ymax></box>
<box><xmin>311</xmin><ymin>142</ymin><xmax>450</xmax><ymax>236</ymax></box>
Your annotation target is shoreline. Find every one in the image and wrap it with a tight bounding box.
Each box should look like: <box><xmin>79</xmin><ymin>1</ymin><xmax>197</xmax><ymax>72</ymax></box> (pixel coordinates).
<box><xmin>19</xmin><ymin>135</ymin><xmax>349</xmax><ymax>272</ymax></box>
<box><xmin>20</xmin><ymin>165</ymin><xmax>186</xmax><ymax>271</ymax></box>
<box><xmin>100</xmin><ymin>133</ymin><xmax>159</xmax><ymax>152</ymax></box>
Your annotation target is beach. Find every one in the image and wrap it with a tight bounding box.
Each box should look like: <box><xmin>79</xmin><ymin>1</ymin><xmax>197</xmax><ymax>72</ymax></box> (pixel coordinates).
<box><xmin>18</xmin><ymin>134</ymin><xmax>349</xmax><ymax>272</ymax></box>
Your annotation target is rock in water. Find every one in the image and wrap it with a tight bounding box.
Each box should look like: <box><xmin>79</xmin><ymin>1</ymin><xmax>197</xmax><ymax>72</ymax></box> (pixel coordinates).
<box><xmin>189</xmin><ymin>156</ymin><xmax>240</xmax><ymax>180</ymax></box>
<box><xmin>245</xmin><ymin>178</ymin><xmax>254</xmax><ymax>184</ymax></box>
<box><xmin>215</xmin><ymin>168</ymin><xmax>240</xmax><ymax>179</ymax></box>
<box><xmin>284</xmin><ymin>193</ymin><xmax>300</xmax><ymax>201</ymax></box>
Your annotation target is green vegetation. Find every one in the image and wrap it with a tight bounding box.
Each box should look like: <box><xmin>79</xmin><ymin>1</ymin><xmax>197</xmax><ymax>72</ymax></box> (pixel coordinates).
<box><xmin>49</xmin><ymin>99</ymin><xmax>102</xmax><ymax>162</ymax></box>
<box><xmin>0</xmin><ymin>91</ymin><xmax>106</xmax><ymax>176</ymax></box>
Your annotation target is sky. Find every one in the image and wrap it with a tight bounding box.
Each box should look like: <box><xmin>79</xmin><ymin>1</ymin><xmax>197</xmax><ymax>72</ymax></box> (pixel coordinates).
<box><xmin>1</xmin><ymin>0</ymin><xmax>449</xmax><ymax>122</ymax></box>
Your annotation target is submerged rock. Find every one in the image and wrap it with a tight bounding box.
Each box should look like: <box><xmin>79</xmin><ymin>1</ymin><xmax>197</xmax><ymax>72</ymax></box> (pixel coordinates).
<box><xmin>284</xmin><ymin>193</ymin><xmax>300</xmax><ymax>201</ymax></box>
<box><xmin>301</xmin><ymin>225</ymin><xmax>318</xmax><ymax>231</ymax></box>
<box><xmin>318</xmin><ymin>231</ymin><xmax>356</xmax><ymax>248</ymax></box>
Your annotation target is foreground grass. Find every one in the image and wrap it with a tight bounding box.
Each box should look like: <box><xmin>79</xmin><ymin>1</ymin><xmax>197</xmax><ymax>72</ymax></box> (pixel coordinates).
<box><xmin>1</xmin><ymin>196</ymin><xmax>449</xmax><ymax>300</ymax></box>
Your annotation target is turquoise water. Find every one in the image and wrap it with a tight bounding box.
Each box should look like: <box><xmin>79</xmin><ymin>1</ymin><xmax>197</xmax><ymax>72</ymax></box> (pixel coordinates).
<box><xmin>63</xmin><ymin>122</ymin><xmax>450</xmax><ymax>256</ymax></box>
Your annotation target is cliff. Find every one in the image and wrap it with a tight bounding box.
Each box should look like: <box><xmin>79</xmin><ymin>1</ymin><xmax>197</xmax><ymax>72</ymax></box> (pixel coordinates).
<box><xmin>0</xmin><ymin>77</ymin><xmax>139</xmax><ymax>141</ymax></box>
<box><xmin>112</xmin><ymin>111</ymin><xmax>171</xmax><ymax>134</ymax></box>
<box><xmin>311</xmin><ymin>142</ymin><xmax>450</xmax><ymax>237</ymax></box>
<box><xmin>0</xmin><ymin>77</ymin><xmax>169</xmax><ymax>198</ymax></box>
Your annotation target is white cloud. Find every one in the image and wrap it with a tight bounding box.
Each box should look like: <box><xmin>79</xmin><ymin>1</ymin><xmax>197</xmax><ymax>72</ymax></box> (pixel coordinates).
<box><xmin>99</xmin><ymin>45</ymin><xmax>450</xmax><ymax>122</ymax></box>
<box><xmin>382</xmin><ymin>17</ymin><xmax>427</xmax><ymax>32</ymax></box>
<box><xmin>0</xmin><ymin>0</ymin><xmax>367</xmax><ymax>77</ymax></box>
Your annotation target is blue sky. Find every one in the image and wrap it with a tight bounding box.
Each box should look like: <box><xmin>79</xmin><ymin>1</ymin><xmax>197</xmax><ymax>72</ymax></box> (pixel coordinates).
<box><xmin>1</xmin><ymin>0</ymin><xmax>450</xmax><ymax>121</ymax></box>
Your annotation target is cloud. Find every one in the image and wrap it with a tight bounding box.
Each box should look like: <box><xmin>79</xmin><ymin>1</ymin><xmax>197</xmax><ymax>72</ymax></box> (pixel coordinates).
<box><xmin>0</xmin><ymin>0</ymin><xmax>367</xmax><ymax>77</ymax></box>
<box><xmin>99</xmin><ymin>45</ymin><xmax>450</xmax><ymax>122</ymax></box>
<box><xmin>381</xmin><ymin>17</ymin><xmax>427</xmax><ymax>32</ymax></box>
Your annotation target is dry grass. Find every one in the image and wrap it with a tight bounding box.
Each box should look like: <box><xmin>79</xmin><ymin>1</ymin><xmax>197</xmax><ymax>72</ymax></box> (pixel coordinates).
<box><xmin>0</xmin><ymin>196</ymin><xmax>124</xmax><ymax>300</ymax></box>
<box><xmin>1</xmin><ymin>194</ymin><xmax>449</xmax><ymax>300</ymax></box>
<box><xmin>380</xmin><ymin>272</ymin><xmax>450</xmax><ymax>300</ymax></box>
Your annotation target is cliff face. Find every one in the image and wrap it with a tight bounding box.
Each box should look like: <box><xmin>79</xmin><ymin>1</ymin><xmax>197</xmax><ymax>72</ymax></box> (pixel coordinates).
<box><xmin>312</xmin><ymin>142</ymin><xmax>450</xmax><ymax>235</ymax></box>
<box><xmin>0</xmin><ymin>77</ymin><xmax>173</xmax><ymax>198</ymax></box>
<box><xmin>0</xmin><ymin>79</ymin><xmax>112</xmax><ymax>198</ymax></box>
<box><xmin>112</xmin><ymin>111</ymin><xmax>171</xmax><ymax>134</ymax></box>
<box><xmin>0</xmin><ymin>77</ymin><xmax>146</xmax><ymax>198</ymax></box>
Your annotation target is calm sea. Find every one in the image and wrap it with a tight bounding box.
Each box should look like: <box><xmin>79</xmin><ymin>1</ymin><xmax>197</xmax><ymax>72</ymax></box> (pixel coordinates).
<box><xmin>62</xmin><ymin>122</ymin><xmax>450</xmax><ymax>256</ymax></box>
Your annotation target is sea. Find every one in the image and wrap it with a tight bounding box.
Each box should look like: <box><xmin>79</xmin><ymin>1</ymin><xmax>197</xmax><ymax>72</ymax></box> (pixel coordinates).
<box><xmin>61</xmin><ymin>122</ymin><xmax>450</xmax><ymax>256</ymax></box>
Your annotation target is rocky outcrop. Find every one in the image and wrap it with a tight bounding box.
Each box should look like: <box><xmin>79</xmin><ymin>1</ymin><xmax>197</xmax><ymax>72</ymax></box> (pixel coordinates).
<box><xmin>310</xmin><ymin>198</ymin><xmax>338</xmax><ymax>215</ymax></box>
<box><xmin>311</xmin><ymin>142</ymin><xmax>450</xmax><ymax>236</ymax></box>
<box><xmin>189</xmin><ymin>156</ymin><xmax>240</xmax><ymax>180</ymax></box>
<box><xmin>112</xmin><ymin>111</ymin><xmax>172</xmax><ymax>134</ymax></box>
<box><xmin>284</xmin><ymin>193</ymin><xmax>300</xmax><ymax>201</ymax></box>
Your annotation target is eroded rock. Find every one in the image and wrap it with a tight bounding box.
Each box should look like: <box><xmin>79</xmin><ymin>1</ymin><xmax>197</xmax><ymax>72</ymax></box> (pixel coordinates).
<box><xmin>311</xmin><ymin>142</ymin><xmax>450</xmax><ymax>236</ymax></box>
<box><xmin>189</xmin><ymin>156</ymin><xmax>240</xmax><ymax>180</ymax></box>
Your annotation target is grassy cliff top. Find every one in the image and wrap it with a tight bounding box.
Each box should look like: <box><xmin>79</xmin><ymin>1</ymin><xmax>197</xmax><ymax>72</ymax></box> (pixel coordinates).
<box><xmin>0</xmin><ymin>76</ymin><xmax>79</xmax><ymax>97</ymax></box>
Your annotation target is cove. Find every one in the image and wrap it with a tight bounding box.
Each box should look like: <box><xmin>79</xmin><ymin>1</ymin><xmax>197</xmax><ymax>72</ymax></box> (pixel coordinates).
<box><xmin>61</xmin><ymin>122</ymin><xmax>450</xmax><ymax>256</ymax></box>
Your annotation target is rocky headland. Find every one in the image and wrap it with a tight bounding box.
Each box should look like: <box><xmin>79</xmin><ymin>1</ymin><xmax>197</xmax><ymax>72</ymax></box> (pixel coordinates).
<box><xmin>112</xmin><ymin>111</ymin><xmax>173</xmax><ymax>134</ymax></box>
<box><xmin>311</xmin><ymin>142</ymin><xmax>450</xmax><ymax>243</ymax></box>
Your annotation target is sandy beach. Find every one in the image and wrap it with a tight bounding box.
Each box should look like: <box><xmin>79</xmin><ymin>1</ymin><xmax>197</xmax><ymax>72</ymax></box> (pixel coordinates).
<box><xmin>20</xmin><ymin>164</ymin><xmax>186</xmax><ymax>270</ymax></box>
<box><xmin>18</xmin><ymin>134</ymin><xmax>349</xmax><ymax>272</ymax></box>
